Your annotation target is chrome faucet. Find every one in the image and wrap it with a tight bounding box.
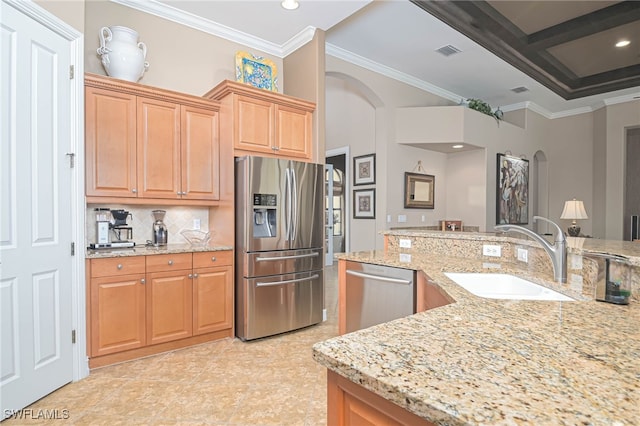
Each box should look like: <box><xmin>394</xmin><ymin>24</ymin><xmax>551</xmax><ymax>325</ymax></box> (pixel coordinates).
<box><xmin>495</xmin><ymin>216</ymin><xmax>567</xmax><ymax>283</ymax></box>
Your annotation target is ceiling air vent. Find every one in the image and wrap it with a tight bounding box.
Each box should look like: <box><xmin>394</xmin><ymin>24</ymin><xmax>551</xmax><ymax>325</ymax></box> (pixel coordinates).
<box><xmin>436</xmin><ymin>45</ymin><xmax>461</xmax><ymax>57</ymax></box>
<box><xmin>511</xmin><ymin>86</ymin><xmax>529</xmax><ymax>93</ymax></box>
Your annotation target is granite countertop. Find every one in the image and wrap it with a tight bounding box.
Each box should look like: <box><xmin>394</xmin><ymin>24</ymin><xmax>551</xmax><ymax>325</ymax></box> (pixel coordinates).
<box><xmin>383</xmin><ymin>229</ymin><xmax>640</xmax><ymax>265</ymax></box>
<box><xmin>312</xmin><ymin>250</ymin><xmax>640</xmax><ymax>425</ymax></box>
<box><xmin>86</xmin><ymin>243</ymin><xmax>233</xmax><ymax>259</ymax></box>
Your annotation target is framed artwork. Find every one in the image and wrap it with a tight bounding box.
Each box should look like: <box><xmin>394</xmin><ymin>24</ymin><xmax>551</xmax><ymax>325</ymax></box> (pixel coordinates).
<box><xmin>235</xmin><ymin>51</ymin><xmax>278</xmax><ymax>91</ymax></box>
<box><xmin>353</xmin><ymin>189</ymin><xmax>375</xmax><ymax>219</ymax></box>
<box><xmin>404</xmin><ymin>172</ymin><xmax>435</xmax><ymax>209</ymax></box>
<box><xmin>353</xmin><ymin>154</ymin><xmax>376</xmax><ymax>186</ymax></box>
<box><xmin>496</xmin><ymin>153</ymin><xmax>529</xmax><ymax>225</ymax></box>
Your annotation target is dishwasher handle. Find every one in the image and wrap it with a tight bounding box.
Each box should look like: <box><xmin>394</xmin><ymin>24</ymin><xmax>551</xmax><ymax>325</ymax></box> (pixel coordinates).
<box><xmin>257</xmin><ymin>274</ymin><xmax>320</xmax><ymax>287</ymax></box>
<box><xmin>346</xmin><ymin>269</ymin><xmax>412</xmax><ymax>285</ymax></box>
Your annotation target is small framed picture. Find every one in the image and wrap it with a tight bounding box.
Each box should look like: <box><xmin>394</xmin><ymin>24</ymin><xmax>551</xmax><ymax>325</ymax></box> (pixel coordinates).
<box><xmin>353</xmin><ymin>189</ymin><xmax>375</xmax><ymax>219</ymax></box>
<box><xmin>353</xmin><ymin>154</ymin><xmax>376</xmax><ymax>186</ymax></box>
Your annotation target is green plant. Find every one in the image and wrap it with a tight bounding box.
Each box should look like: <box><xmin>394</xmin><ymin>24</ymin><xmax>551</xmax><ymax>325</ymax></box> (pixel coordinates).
<box><xmin>467</xmin><ymin>98</ymin><xmax>502</xmax><ymax>120</ymax></box>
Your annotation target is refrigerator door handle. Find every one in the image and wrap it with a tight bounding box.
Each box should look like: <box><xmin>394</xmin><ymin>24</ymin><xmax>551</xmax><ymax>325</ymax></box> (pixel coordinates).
<box><xmin>256</xmin><ymin>274</ymin><xmax>320</xmax><ymax>287</ymax></box>
<box><xmin>346</xmin><ymin>269</ymin><xmax>413</xmax><ymax>285</ymax></box>
<box><xmin>291</xmin><ymin>168</ymin><xmax>298</xmax><ymax>241</ymax></box>
<box><xmin>256</xmin><ymin>252</ymin><xmax>320</xmax><ymax>262</ymax></box>
<box><xmin>285</xmin><ymin>167</ymin><xmax>292</xmax><ymax>242</ymax></box>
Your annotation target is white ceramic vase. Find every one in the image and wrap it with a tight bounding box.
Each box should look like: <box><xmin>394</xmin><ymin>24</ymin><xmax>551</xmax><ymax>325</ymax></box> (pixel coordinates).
<box><xmin>97</xmin><ymin>26</ymin><xmax>149</xmax><ymax>82</ymax></box>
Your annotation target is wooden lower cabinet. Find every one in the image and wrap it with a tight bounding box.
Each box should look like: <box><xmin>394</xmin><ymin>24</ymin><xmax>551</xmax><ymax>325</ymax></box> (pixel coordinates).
<box><xmin>193</xmin><ymin>264</ymin><xmax>233</xmax><ymax>335</ymax></box>
<box><xmin>327</xmin><ymin>371</ymin><xmax>435</xmax><ymax>426</ymax></box>
<box><xmin>87</xmin><ymin>250</ymin><xmax>233</xmax><ymax>368</ymax></box>
<box><xmin>146</xmin><ymin>269</ymin><xmax>193</xmax><ymax>345</ymax></box>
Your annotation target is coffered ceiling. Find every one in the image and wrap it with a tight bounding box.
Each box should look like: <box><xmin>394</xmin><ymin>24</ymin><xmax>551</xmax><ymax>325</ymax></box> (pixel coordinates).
<box><xmin>412</xmin><ymin>0</ymin><xmax>640</xmax><ymax>100</ymax></box>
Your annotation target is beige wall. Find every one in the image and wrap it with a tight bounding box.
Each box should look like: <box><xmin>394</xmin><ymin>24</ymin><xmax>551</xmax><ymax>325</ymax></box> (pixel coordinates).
<box><xmin>604</xmin><ymin>100</ymin><xmax>640</xmax><ymax>239</ymax></box>
<box><xmin>284</xmin><ymin>30</ymin><xmax>326</xmax><ymax>162</ymax></box>
<box><xmin>446</xmin><ymin>149</ymin><xmax>487</xmax><ymax>229</ymax></box>
<box><xmin>35</xmin><ymin>0</ymin><xmax>85</xmax><ymax>33</ymax></box>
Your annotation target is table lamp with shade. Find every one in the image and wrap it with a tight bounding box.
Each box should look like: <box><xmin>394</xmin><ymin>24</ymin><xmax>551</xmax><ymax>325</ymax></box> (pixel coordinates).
<box><xmin>560</xmin><ymin>199</ymin><xmax>588</xmax><ymax>237</ymax></box>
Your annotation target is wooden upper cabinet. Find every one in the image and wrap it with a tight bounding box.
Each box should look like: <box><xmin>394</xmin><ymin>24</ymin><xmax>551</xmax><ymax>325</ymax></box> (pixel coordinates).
<box><xmin>181</xmin><ymin>105</ymin><xmax>220</xmax><ymax>201</ymax></box>
<box><xmin>85</xmin><ymin>86</ymin><xmax>137</xmax><ymax>197</ymax></box>
<box><xmin>137</xmin><ymin>97</ymin><xmax>181</xmax><ymax>199</ymax></box>
<box><xmin>205</xmin><ymin>80</ymin><xmax>315</xmax><ymax>161</ymax></box>
<box><xmin>84</xmin><ymin>73</ymin><xmax>221</xmax><ymax>204</ymax></box>
<box><xmin>235</xmin><ymin>95</ymin><xmax>275</xmax><ymax>154</ymax></box>
<box><xmin>276</xmin><ymin>104</ymin><xmax>312</xmax><ymax>159</ymax></box>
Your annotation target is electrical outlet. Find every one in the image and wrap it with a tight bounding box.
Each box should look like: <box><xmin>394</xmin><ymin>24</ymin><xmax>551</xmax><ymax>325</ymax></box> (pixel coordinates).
<box><xmin>193</xmin><ymin>218</ymin><xmax>201</xmax><ymax>230</ymax></box>
<box><xmin>421</xmin><ymin>215</ymin><xmax>426</xmax><ymax>222</ymax></box>
<box><xmin>387</xmin><ymin>215</ymin><xmax>391</xmax><ymax>223</ymax></box>
<box><xmin>517</xmin><ymin>248</ymin><xmax>528</xmax><ymax>262</ymax></box>
<box><xmin>569</xmin><ymin>254</ymin><xmax>582</xmax><ymax>269</ymax></box>
<box><xmin>399</xmin><ymin>253</ymin><xmax>412</xmax><ymax>263</ymax></box>
<box><xmin>399</xmin><ymin>239</ymin><xmax>412</xmax><ymax>248</ymax></box>
<box><xmin>482</xmin><ymin>244</ymin><xmax>502</xmax><ymax>257</ymax></box>
<box><xmin>398</xmin><ymin>214</ymin><xmax>407</xmax><ymax>223</ymax></box>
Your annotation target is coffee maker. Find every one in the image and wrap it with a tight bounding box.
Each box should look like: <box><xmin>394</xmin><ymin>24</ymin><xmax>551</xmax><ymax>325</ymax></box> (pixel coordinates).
<box><xmin>89</xmin><ymin>208</ymin><xmax>136</xmax><ymax>249</ymax></box>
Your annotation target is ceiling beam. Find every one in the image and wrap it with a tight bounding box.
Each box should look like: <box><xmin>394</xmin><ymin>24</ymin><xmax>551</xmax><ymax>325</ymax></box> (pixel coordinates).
<box><xmin>526</xmin><ymin>1</ymin><xmax>640</xmax><ymax>50</ymax></box>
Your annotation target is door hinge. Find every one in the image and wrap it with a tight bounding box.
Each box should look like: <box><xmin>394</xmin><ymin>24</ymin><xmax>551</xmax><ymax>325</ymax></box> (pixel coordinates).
<box><xmin>66</xmin><ymin>153</ymin><xmax>75</xmax><ymax>168</ymax></box>
<box><xmin>71</xmin><ymin>329</ymin><xmax>76</xmax><ymax>344</ymax></box>
<box><xmin>69</xmin><ymin>65</ymin><xmax>74</xmax><ymax>79</ymax></box>
<box><xmin>71</xmin><ymin>242</ymin><xmax>75</xmax><ymax>256</ymax></box>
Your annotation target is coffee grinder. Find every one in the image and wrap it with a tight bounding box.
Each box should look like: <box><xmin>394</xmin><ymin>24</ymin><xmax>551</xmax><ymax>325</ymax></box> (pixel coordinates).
<box><xmin>152</xmin><ymin>210</ymin><xmax>168</xmax><ymax>246</ymax></box>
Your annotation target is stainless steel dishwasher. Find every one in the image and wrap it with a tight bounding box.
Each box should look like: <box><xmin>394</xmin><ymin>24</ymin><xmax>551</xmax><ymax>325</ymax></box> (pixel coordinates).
<box><xmin>344</xmin><ymin>261</ymin><xmax>416</xmax><ymax>333</ymax></box>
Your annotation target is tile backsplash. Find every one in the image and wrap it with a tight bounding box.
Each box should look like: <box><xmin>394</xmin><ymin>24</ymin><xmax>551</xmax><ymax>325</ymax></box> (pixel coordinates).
<box><xmin>86</xmin><ymin>204</ymin><xmax>210</xmax><ymax>247</ymax></box>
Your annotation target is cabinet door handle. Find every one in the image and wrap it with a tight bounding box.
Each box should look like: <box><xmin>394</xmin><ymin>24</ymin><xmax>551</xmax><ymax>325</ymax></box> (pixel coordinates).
<box><xmin>193</xmin><ymin>273</ymin><xmax>199</xmax><ymax>278</ymax></box>
<box><xmin>141</xmin><ymin>278</ymin><xmax>146</xmax><ymax>284</ymax></box>
<box><xmin>188</xmin><ymin>273</ymin><xmax>193</xmax><ymax>279</ymax></box>
<box><xmin>168</xmin><ymin>260</ymin><xmax>173</xmax><ymax>265</ymax></box>
<box><xmin>132</xmin><ymin>188</ymin><xmax>137</xmax><ymax>193</ymax></box>
<box><xmin>117</xmin><ymin>264</ymin><xmax>123</xmax><ymax>270</ymax></box>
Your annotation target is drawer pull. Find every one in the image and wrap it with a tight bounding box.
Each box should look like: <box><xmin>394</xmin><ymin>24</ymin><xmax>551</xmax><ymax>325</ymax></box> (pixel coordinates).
<box><xmin>168</xmin><ymin>260</ymin><xmax>173</xmax><ymax>266</ymax></box>
<box><xmin>141</xmin><ymin>278</ymin><xmax>145</xmax><ymax>284</ymax></box>
<box><xmin>117</xmin><ymin>264</ymin><xmax>123</xmax><ymax>270</ymax></box>
<box><xmin>211</xmin><ymin>256</ymin><xmax>217</xmax><ymax>262</ymax></box>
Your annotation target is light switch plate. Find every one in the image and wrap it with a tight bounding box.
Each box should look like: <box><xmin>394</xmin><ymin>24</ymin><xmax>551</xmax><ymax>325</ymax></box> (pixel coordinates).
<box><xmin>398</xmin><ymin>214</ymin><xmax>407</xmax><ymax>223</ymax></box>
<box><xmin>399</xmin><ymin>253</ymin><xmax>412</xmax><ymax>263</ymax></box>
<box><xmin>193</xmin><ymin>218</ymin><xmax>201</xmax><ymax>230</ymax></box>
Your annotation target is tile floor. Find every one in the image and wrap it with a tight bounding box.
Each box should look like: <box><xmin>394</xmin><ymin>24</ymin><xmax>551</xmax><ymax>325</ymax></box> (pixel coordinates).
<box><xmin>5</xmin><ymin>264</ymin><xmax>339</xmax><ymax>425</ymax></box>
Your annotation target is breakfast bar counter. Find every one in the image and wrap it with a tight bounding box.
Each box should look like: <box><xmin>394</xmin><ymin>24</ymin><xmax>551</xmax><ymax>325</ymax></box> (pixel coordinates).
<box><xmin>312</xmin><ymin>240</ymin><xmax>640</xmax><ymax>425</ymax></box>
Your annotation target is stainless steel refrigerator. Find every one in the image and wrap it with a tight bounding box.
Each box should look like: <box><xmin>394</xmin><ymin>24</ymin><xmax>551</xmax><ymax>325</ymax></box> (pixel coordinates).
<box><xmin>235</xmin><ymin>156</ymin><xmax>324</xmax><ymax>341</ymax></box>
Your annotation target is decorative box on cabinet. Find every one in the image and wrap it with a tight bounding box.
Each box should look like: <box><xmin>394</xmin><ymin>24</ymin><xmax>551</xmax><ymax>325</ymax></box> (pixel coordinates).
<box><xmin>87</xmin><ymin>250</ymin><xmax>233</xmax><ymax>368</ymax></box>
<box><xmin>85</xmin><ymin>73</ymin><xmax>220</xmax><ymax>204</ymax></box>
<box><xmin>204</xmin><ymin>80</ymin><xmax>315</xmax><ymax>161</ymax></box>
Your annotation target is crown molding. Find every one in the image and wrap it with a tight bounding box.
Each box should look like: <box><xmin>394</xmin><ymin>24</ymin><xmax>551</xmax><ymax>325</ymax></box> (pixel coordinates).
<box><xmin>110</xmin><ymin>0</ymin><xmax>283</xmax><ymax>57</ymax></box>
<box><xmin>4</xmin><ymin>0</ymin><xmax>82</xmax><ymax>40</ymax></box>
<box><xmin>326</xmin><ymin>43</ymin><xmax>463</xmax><ymax>105</ymax></box>
<box><xmin>110</xmin><ymin>0</ymin><xmax>638</xmax><ymax>120</ymax></box>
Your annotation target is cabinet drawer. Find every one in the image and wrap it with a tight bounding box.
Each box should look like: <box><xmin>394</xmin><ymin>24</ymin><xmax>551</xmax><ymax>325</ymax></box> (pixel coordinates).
<box><xmin>90</xmin><ymin>256</ymin><xmax>145</xmax><ymax>278</ymax></box>
<box><xmin>146</xmin><ymin>252</ymin><xmax>192</xmax><ymax>272</ymax></box>
<box><xmin>193</xmin><ymin>250</ymin><xmax>233</xmax><ymax>268</ymax></box>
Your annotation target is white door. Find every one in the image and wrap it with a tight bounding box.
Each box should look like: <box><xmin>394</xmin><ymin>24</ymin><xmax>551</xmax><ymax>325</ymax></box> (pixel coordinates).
<box><xmin>1</xmin><ymin>1</ymin><xmax>74</xmax><ymax>416</ymax></box>
<box><xmin>324</xmin><ymin>164</ymin><xmax>335</xmax><ymax>266</ymax></box>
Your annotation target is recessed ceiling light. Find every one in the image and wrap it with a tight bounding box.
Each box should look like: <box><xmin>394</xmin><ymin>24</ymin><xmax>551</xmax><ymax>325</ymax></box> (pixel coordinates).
<box><xmin>615</xmin><ymin>40</ymin><xmax>630</xmax><ymax>48</ymax></box>
<box><xmin>281</xmin><ymin>0</ymin><xmax>299</xmax><ymax>10</ymax></box>
<box><xmin>452</xmin><ymin>144</ymin><xmax>464</xmax><ymax>149</ymax></box>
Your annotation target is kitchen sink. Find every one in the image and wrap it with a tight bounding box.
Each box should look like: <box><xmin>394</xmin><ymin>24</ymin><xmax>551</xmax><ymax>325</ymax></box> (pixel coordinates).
<box><xmin>443</xmin><ymin>273</ymin><xmax>575</xmax><ymax>301</ymax></box>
